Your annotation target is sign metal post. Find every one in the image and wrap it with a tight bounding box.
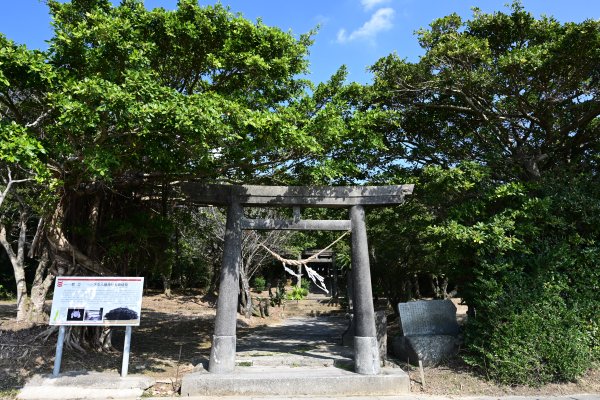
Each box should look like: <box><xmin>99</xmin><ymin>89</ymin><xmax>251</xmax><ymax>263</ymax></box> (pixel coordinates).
<box><xmin>52</xmin><ymin>325</ymin><xmax>66</xmax><ymax>377</ymax></box>
<box><xmin>122</xmin><ymin>326</ymin><xmax>132</xmax><ymax>377</ymax></box>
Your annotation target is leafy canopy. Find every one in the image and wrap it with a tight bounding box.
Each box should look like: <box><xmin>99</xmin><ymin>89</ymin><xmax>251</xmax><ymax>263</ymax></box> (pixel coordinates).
<box><xmin>1</xmin><ymin>0</ymin><xmax>362</xmax><ymax>190</ymax></box>
<box><xmin>368</xmin><ymin>2</ymin><xmax>600</xmax><ymax>180</ymax></box>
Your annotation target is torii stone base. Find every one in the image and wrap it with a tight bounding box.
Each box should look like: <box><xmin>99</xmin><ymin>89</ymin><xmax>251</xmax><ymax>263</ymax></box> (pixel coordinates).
<box><xmin>180</xmin><ymin>366</ymin><xmax>409</xmax><ymax>397</ymax></box>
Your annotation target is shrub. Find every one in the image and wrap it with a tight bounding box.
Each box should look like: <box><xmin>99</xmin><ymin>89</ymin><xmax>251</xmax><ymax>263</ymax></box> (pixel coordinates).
<box><xmin>300</xmin><ymin>278</ymin><xmax>310</xmax><ymax>291</ymax></box>
<box><xmin>252</xmin><ymin>276</ymin><xmax>267</xmax><ymax>292</ymax></box>
<box><xmin>269</xmin><ymin>281</ymin><xmax>286</xmax><ymax>307</ymax></box>
<box><xmin>0</xmin><ymin>284</ymin><xmax>13</xmax><ymax>300</ymax></box>
<box><xmin>463</xmin><ymin>268</ymin><xmax>595</xmax><ymax>385</ymax></box>
<box><xmin>286</xmin><ymin>286</ymin><xmax>308</xmax><ymax>301</ymax></box>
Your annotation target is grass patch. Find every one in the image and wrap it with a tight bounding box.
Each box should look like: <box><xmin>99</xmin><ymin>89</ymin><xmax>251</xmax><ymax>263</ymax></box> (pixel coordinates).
<box><xmin>237</xmin><ymin>361</ymin><xmax>253</xmax><ymax>367</ymax></box>
<box><xmin>0</xmin><ymin>389</ymin><xmax>18</xmax><ymax>399</ymax></box>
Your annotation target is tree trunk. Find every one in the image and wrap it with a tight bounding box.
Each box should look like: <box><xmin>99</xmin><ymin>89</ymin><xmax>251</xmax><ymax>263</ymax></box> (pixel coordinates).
<box><xmin>43</xmin><ymin>197</ymin><xmax>113</xmax><ymax>349</ymax></box>
<box><xmin>296</xmin><ymin>254</ymin><xmax>302</xmax><ymax>288</ymax></box>
<box><xmin>240</xmin><ymin>273</ymin><xmax>253</xmax><ymax>318</ymax></box>
<box><xmin>47</xmin><ymin>198</ymin><xmax>113</xmax><ymax>276</ymax></box>
<box><xmin>429</xmin><ymin>274</ymin><xmax>450</xmax><ymax>299</ymax></box>
<box><xmin>399</xmin><ymin>275</ymin><xmax>414</xmax><ymax>302</ymax></box>
<box><xmin>440</xmin><ymin>276</ymin><xmax>449</xmax><ymax>299</ymax></box>
<box><xmin>28</xmin><ymin>249</ymin><xmax>54</xmax><ymax>322</ymax></box>
<box><xmin>429</xmin><ymin>274</ymin><xmax>440</xmax><ymax>298</ymax></box>
<box><xmin>209</xmin><ymin>259</ymin><xmax>219</xmax><ymax>294</ymax></box>
<box><xmin>346</xmin><ymin>270</ymin><xmax>354</xmax><ymax>311</ymax></box>
<box><xmin>162</xmin><ymin>273</ymin><xmax>172</xmax><ymax>298</ymax></box>
<box><xmin>99</xmin><ymin>327</ymin><xmax>114</xmax><ymax>351</ymax></box>
<box><xmin>412</xmin><ymin>274</ymin><xmax>421</xmax><ymax>299</ymax></box>
<box><xmin>208</xmin><ymin>240</ymin><xmax>221</xmax><ymax>294</ymax></box>
<box><xmin>0</xmin><ymin>209</ymin><xmax>29</xmax><ymax>321</ymax></box>
<box><xmin>1</xmin><ymin>208</ymin><xmax>57</xmax><ymax>323</ymax></box>
<box><xmin>86</xmin><ymin>194</ymin><xmax>101</xmax><ymax>259</ymax></box>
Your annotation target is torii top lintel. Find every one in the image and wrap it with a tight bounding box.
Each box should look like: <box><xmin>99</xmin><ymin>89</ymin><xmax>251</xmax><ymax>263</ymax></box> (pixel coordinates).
<box><xmin>181</xmin><ymin>183</ymin><xmax>414</xmax><ymax>208</ymax></box>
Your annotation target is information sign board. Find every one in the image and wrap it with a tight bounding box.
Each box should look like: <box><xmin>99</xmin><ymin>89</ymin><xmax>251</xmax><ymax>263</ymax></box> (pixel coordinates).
<box><xmin>49</xmin><ymin>277</ymin><xmax>144</xmax><ymax>326</ymax></box>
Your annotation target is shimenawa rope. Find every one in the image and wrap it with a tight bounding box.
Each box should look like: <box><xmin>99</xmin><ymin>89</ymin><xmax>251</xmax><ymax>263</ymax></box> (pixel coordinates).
<box><xmin>259</xmin><ymin>230</ymin><xmax>350</xmax><ymax>294</ymax></box>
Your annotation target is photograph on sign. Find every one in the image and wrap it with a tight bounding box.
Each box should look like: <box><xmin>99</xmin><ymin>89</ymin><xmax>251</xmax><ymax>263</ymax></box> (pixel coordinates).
<box><xmin>49</xmin><ymin>277</ymin><xmax>144</xmax><ymax>326</ymax></box>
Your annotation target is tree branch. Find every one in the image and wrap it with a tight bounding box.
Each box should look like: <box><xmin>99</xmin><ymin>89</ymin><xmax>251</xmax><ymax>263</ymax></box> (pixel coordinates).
<box><xmin>0</xmin><ymin>223</ymin><xmax>18</xmax><ymax>265</ymax></box>
<box><xmin>25</xmin><ymin>108</ymin><xmax>53</xmax><ymax>130</ymax></box>
<box><xmin>0</xmin><ymin>168</ymin><xmax>33</xmax><ymax>209</ymax></box>
<box><xmin>558</xmin><ymin>102</ymin><xmax>600</xmax><ymax>138</ymax></box>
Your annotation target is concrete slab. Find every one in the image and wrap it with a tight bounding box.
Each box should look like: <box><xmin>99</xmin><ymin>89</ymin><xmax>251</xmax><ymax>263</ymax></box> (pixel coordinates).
<box><xmin>146</xmin><ymin>395</ymin><xmax>600</xmax><ymax>400</ymax></box>
<box><xmin>17</xmin><ymin>371</ymin><xmax>155</xmax><ymax>400</ymax></box>
<box><xmin>180</xmin><ymin>366</ymin><xmax>410</xmax><ymax>397</ymax></box>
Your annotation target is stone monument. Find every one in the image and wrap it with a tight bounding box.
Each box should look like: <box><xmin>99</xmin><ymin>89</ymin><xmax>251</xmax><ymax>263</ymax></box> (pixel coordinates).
<box><xmin>392</xmin><ymin>299</ymin><xmax>460</xmax><ymax>366</ymax></box>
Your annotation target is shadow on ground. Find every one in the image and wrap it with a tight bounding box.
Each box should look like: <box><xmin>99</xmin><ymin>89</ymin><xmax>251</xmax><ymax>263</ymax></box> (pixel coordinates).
<box><xmin>236</xmin><ymin>315</ymin><xmax>351</xmax><ymax>361</ymax></box>
<box><xmin>0</xmin><ymin>302</ymin><xmax>222</xmax><ymax>391</ymax></box>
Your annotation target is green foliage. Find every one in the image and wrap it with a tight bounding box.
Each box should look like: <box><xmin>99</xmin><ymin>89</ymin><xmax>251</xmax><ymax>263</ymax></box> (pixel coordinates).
<box><xmin>269</xmin><ymin>280</ymin><xmax>286</xmax><ymax>307</ymax></box>
<box><xmin>0</xmin><ymin>0</ymin><xmax>361</xmax><ymax>303</ymax></box>
<box><xmin>444</xmin><ymin>170</ymin><xmax>600</xmax><ymax>384</ymax></box>
<box><xmin>286</xmin><ymin>286</ymin><xmax>308</xmax><ymax>301</ymax></box>
<box><xmin>369</xmin><ymin>162</ymin><xmax>497</xmax><ymax>303</ymax></box>
<box><xmin>252</xmin><ymin>276</ymin><xmax>267</xmax><ymax>292</ymax></box>
<box><xmin>300</xmin><ymin>277</ymin><xmax>310</xmax><ymax>291</ymax></box>
<box><xmin>370</xmin><ymin>164</ymin><xmax>600</xmax><ymax>384</ymax></box>
<box><xmin>366</xmin><ymin>2</ymin><xmax>600</xmax><ymax>384</ymax></box>
<box><xmin>170</xmin><ymin>247</ymin><xmax>212</xmax><ymax>292</ymax></box>
<box><xmin>165</xmin><ymin>206</ymin><xmax>224</xmax><ymax>291</ymax></box>
<box><xmin>0</xmin><ymin>122</ymin><xmax>47</xmax><ymax>179</ymax></box>
<box><xmin>0</xmin><ymin>0</ymin><xmax>328</xmax><ymax>188</ymax></box>
<box><xmin>99</xmin><ymin>208</ymin><xmax>172</xmax><ymax>276</ymax></box>
<box><xmin>464</xmin><ymin>266</ymin><xmax>596</xmax><ymax>385</ymax></box>
<box><xmin>0</xmin><ymin>284</ymin><xmax>13</xmax><ymax>300</ymax></box>
<box><xmin>368</xmin><ymin>2</ymin><xmax>600</xmax><ymax>180</ymax></box>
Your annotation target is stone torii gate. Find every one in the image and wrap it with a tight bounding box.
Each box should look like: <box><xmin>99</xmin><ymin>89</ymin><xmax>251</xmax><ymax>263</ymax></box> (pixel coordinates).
<box><xmin>181</xmin><ymin>183</ymin><xmax>414</xmax><ymax>375</ymax></box>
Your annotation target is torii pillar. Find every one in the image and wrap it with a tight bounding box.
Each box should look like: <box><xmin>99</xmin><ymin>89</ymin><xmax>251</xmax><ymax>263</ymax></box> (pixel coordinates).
<box><xmin>181</xmin><ymin>184</ymin><xmax>414</xmax><ymax>375</ymax></box>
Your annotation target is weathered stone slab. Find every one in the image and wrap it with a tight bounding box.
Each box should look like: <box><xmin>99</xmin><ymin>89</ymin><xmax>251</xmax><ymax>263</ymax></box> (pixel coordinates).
<box><xmin>392</xmin><ymin>335</ymin><xmax>459</xmax><ymax>367</ymax></box>
<box><xmin>398</xmin><ymin>299</ymin><xmax>459</xmax><ymax>336</ymax></box>
<box><xmin>394</xmin><ymin>300</ymin><xmax>460</xmax><ymax>366</ymax></box>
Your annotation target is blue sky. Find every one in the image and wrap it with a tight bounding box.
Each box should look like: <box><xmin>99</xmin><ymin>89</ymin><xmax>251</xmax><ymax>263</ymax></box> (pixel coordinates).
<box><xmin>1</xmin><ymin>0</ymin><xmax>599</xmax><ymax>85</ymax></box>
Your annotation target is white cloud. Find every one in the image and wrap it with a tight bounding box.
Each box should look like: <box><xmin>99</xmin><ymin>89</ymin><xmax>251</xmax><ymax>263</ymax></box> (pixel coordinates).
<box><xmin>361</xmin><ymin>0</ymin><xmax>392</xmax><ymax>11</ymax></box>
<box><xmin>336</xmin><ymin>7</ymin><xmax>395</xmax><ymax>44</ymax></box>
<box><xmin>313</xmin><ymin>14</ymin><xmax>331</xmax><ymax>27</ymax></box>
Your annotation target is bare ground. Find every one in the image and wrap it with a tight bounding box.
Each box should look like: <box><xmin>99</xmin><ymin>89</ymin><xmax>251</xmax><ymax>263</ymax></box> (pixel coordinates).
<box><xmin>0</xmin><ymin>292</ymin><xmax>598</xmax><ymax>398</ymax></box>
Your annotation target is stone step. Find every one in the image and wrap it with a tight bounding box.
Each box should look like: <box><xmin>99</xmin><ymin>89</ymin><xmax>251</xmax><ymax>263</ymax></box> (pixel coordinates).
<box><xmin>284</xmin><ymin>298</ymin><xmax>339</xmax><ymax>305</ymax></box>
<box><xmin>279</xmin><ymin>300</ymin><xmax>346</xmax><ymax>317</ymax></box>
<box><xmin>283</xmin><ymin>309</ymin><xmax>346</xmax><ymax>318</ymax></box>
<box><xmin>17</xmin><ymin>372</ymin><xmax>154</xmax><ymax>400</ymax></box>
<box><xmin>284</xmin><ymin>302</ymin><xmax>341</xmax><ymax>307</ymax></box>
<box><xmin>283</xmin><ymin>301</ymin><xmax>344</xmax><ymax>310</ymax></box>
<box><xmin>235</xmin><ymin>355</ymin><xmax>353</xmax><ymax>368</ymax></box>
<box><xmin>180</xmin><ymin>366</ymin><xmax>410</xmax><ymax>397</ymax></box>
<box><xmin>235</xmin><ymin>347</ymin><xmax>354</xmax><ymax>368</ymax></box>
